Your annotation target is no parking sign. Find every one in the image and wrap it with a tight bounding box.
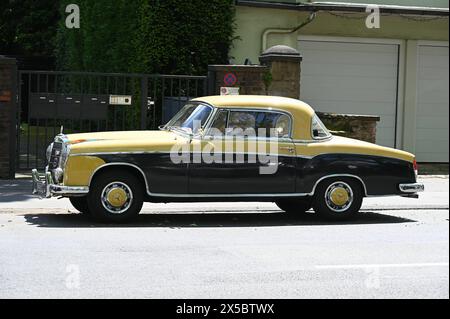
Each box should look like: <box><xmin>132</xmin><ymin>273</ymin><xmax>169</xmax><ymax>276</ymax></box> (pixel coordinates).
<box><xmin>223</xmin><ymin>73</ymin><xmax>237</xmax><ymax>86</ymax></box>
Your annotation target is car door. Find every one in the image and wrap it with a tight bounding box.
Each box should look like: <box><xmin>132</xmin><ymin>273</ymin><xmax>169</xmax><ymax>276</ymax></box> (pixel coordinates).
<box><xmin>188</xmin><ymin>108</ymin><xmax>296</xmax><ymax>195</ymax></box>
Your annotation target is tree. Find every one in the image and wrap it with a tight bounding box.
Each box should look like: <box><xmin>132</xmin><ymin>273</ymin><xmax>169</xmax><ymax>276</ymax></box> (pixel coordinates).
<box><xmin>0</xmin><ymin>0</ymin><xmax>59</xmax><ymax>56</ymax></box>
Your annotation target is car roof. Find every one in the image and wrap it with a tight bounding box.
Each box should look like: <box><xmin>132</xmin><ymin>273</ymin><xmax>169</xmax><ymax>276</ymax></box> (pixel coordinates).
<box><xmin>193</xmin><ymin>95</ymin><xmax>314</xmax><ymax>114</ymax></box>
<box><xmin>192</xmin><ymin>95</ymin><xmax>316</xmax><ymax>140</ymax></box>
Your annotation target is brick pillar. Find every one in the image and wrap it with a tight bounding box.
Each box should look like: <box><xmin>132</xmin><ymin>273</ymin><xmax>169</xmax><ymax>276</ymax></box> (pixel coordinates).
<box><xmin>0</xmin><ymin>56</ymin><xmax>17</xmax><ymax>179</ymax></box>
<box><xmin>259</xmin><ymin>45</ymin><xmax>302</xmax><ymax>99</ymax></box>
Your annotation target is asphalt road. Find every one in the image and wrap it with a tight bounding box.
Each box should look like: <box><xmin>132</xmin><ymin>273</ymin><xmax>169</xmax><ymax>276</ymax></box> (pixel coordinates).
<box><xmin>0</xmin><ymin>176</ymin><xmax>448</xmax><ymax>299</ymax></box>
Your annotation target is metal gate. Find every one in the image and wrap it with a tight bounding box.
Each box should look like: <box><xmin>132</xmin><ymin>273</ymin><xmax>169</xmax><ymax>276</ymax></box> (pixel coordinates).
<box><xmin>17</xmin><ymin>70</ymin><xmax>207</xmax><ymax>171</ymax></box>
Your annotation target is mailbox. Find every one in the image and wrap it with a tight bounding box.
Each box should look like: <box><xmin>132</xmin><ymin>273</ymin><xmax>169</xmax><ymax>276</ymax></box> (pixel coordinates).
<box><xmin>29</xmin><ymin>93</ymin><xmax>58</xmax><ymax>119</ymax></box>
<box><xmin>28</xmin><ymin>93</ymin><xmax>109</xmax><ymax>120</ymax></box>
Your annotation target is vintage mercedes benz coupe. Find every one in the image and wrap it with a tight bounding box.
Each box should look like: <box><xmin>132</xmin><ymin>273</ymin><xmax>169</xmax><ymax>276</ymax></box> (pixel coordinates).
<box><xmin>32</xmin><ymin>95</ymin><xmax>424</xmax><ymax>223</ymax></box>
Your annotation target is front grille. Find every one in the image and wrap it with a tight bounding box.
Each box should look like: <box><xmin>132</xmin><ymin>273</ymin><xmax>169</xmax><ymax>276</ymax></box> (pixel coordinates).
<box><xmin>48</xmin><ymin>142</ymin><xmax>63</xmax><ymax>169</ymax></box>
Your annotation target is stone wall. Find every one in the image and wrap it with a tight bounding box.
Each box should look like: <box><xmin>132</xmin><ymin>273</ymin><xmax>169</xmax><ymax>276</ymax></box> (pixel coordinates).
<box><xmin>0</xmin><ymin>57</ymin><xmax>17</xmax><ymax>179</ymax></box>
<box><xmin>208</xmin><ymin>65</ymin><xmax>268</xmax><ymax>96</ymax></box>
<box><xmin>317</xmin><ymin>112</ymin><xmax>380</xmax><ymax>144</ymax></box>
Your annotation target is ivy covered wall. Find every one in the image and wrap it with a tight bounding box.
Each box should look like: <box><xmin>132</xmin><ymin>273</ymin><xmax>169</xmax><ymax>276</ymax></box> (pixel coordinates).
<box><xmin>56</xmin><ymin>0</ymin><xmax>236</xmax><ymax>75</ymax></box>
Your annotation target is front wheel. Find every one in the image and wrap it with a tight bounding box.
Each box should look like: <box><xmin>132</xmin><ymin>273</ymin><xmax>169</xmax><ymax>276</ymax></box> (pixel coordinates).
<box><xmin>312</xmin><ymin>178</ymin><xmax>363</xmax><ymax>221</ymax></box>
<box><xmin>87</xmin><ymin>170</ymin><xmax>144</xmax><ymax>223</ymax></box>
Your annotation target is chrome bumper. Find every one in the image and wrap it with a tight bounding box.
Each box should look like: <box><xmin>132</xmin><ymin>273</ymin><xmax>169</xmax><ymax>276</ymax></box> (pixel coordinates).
<box><xmin>32</xmin><ymin>169</ymin><xmax>89</xmax><ymax>198</ymax></box>
<box><xmin>399</xmin><ymin>183</ymin><xmax>425</xmax><ymax>194</ymax></box>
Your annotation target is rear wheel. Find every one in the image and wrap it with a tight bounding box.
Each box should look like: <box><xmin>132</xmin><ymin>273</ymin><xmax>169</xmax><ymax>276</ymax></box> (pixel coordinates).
<box><xmin>69</xmin><ymin>196</ymin><xmax>90</xmax><ymax>215</ymax></box>
<box><xmin>275</xmin><ymin>197</ymin><xmax>312</xmax><ymax>214</ymax></box>
<box><xmin>312</xmin><ymin>178</ymin><xmax>363</xmax><ymax>221</ymax></box>
<box><xmin>87</xmin><ymin>170</ymin><xmax>144</xmax><ymax>223</ymax></box>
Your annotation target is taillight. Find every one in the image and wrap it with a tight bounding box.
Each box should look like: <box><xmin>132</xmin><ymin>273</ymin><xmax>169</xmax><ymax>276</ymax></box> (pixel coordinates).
<box><xmin>413</xmin><ymin>159</ymin><xmax>418</xmax><ymax>180</ymax></box>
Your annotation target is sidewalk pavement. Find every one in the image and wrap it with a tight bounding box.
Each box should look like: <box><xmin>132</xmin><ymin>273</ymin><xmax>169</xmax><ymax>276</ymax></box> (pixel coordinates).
<box><xmin>0</xmin><ymin>176</ymin><xmax>448</xmax><ymax>212</ymax></box>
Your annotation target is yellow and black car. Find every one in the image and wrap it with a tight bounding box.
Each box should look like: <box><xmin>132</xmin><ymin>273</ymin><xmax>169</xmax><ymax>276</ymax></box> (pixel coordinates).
<box><xmin>32</xmin><ymin>95</ymin><xmax>424</xmax><ymax>223</ymax></box>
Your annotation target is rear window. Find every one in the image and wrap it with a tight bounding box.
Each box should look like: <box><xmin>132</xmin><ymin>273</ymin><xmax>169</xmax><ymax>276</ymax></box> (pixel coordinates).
<box><xmin>311</xmin><ymin>114</ymin><xmax>331</xmax><ymax>139</ymax></box>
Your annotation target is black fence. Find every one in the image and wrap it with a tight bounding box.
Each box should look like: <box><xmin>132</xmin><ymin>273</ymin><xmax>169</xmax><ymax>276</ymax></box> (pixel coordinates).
<box><xmin>17</xmin><ymin>70</ymin><xmax>208</xmax><ymax>171</ymax></box>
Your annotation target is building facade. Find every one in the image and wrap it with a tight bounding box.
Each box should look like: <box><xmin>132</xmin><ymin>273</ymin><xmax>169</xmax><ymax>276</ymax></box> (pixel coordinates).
<box><xmin>230</xmin><ymin>0</ymin><xmax>449</xmax><ymax>162</ymax></box>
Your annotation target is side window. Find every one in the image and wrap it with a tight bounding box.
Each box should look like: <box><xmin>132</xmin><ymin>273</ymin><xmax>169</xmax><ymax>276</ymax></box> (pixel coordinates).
<box><xmin>208</xmin><ymin>110</ymin><xmax>228</xmax><ymax>136</ymax></box>
<box><xmin>226</xmin><ymin>110</ymin><xmax>290</xmax><ymax>138</ymax></box>
<box><xmin>227</xmin><ymin>111</ymin><xmax>257</xmax><ymax>136</ymax></box>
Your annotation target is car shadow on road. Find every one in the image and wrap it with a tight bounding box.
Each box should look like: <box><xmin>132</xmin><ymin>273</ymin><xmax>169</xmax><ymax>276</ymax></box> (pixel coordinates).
<box><xmin>0</xmin><ymin>181</ymin><xmax>37</xmax><ymax>203</ymax></box>
<box><xmin>22</xmin><ymin>210</ymin><xmax>415</xmax><ymax>228</ymax></box>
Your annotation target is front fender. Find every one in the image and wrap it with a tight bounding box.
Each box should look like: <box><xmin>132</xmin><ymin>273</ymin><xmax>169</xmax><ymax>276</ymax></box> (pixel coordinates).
<box><xmin>63</xmin><ymin>156</ymin><xmax>106</xmax><ymax>187</ymax></box>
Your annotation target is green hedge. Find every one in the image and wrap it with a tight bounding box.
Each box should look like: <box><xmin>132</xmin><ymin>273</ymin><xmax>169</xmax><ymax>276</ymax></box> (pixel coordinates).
<box><xmin>0</xmin><ymin>0</ymin><xmax>59</xmax><ymax>56</ymax></box>
<box><xmin>56</xmin><ymin>0</ymin><xmax>235</xmax><ymax>75</ymax></box>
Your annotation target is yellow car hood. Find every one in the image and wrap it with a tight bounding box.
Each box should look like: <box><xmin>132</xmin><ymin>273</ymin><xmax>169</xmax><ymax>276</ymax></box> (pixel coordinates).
<box><xmin>66</xmin><ymin>130</ymin><xmax>186</xmax><ymax>155</ymax></box>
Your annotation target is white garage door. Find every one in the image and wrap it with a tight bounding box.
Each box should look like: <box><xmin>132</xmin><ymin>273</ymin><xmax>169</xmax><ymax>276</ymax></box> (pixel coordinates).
<box><xmin>298</xmin><ymin>39</ymin><xmax>399</xmax><ymax>148</ymax></box>
<box><xmin>416</xmin><ymin>44</ymin><xmax>449</xmax><ymax>163</ymax></box>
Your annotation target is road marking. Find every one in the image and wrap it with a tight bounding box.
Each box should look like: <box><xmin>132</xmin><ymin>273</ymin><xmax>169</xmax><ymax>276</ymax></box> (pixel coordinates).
<box><xmin>316</xmin><ymin>262</ymin><xmax>449</xmax><ymax>269</ymax></box>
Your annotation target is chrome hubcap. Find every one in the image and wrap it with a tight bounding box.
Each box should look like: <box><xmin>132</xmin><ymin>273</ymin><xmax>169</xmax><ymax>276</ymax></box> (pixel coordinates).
<box><xmin>101</xmin><ymin>182</ymin><xmax>133</xmax><ymax>214</ymax></box>
<box><xmin>325</xmin><ymin>181</ymin><xmax>353</xmax><ymax>213</ymax></box>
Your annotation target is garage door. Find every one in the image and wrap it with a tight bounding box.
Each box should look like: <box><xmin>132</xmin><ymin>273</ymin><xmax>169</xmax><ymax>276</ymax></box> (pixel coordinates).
<box><xmin>416</xmin><ymin>44</ymin><xmax>449</xmax><ymax>163</ymax></box>
<box><xmin>298</xmin><ymin>39</ymin><xmax>399</xmax><ymax>148</ymax></box>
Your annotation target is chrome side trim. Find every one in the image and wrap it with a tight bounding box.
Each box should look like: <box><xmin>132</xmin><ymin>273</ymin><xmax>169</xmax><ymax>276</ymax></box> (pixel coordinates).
<box><xmin>292</xmin><ymin>136</ymin><xmax>333</xmax><ymax>144</ymax></box>
<box><xmin>399</xmin><ymin>183</ymin><xmax>424</xmax><ymax>193</ymax></box>
<box><xmin>70</xmin><ymin>151</ymin><xmax>314</xmax><ymax>159</ymax></box>
<box><xmin>150</xmin><ymin>192</ymin><xmax>312</xmax><ymax>198</ymax></box>
<box><xmin>70</xmin><ymin>151</ymin><xmax>163</xmax><ymax>157</ymax></box>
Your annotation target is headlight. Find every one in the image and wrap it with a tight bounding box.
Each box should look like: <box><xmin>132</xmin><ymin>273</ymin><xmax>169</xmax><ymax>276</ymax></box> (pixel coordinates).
<box><xmin>59</xmin><ymin>144</ymin><xmax>70</xmax><ymax>168</ymax></box>
<box><xmin>46</xmin><ymin>143</ymin><xmax>54</xmax><ymax>162</ymax></box>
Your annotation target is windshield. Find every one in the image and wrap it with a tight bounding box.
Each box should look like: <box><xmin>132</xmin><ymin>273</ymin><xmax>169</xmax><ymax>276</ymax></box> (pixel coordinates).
<box><xmin>165</xmin><ymin>103</ymin><xmax>213</xmax><ymax>134</ymax></box>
